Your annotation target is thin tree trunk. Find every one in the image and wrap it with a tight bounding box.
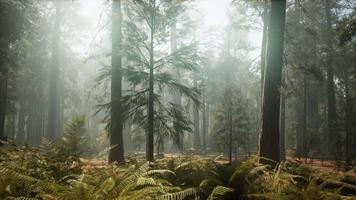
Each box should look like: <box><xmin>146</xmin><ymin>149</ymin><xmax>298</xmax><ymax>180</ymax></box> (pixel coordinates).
<box><xmin>109</xmin><ymin>0</ymin><xmax>125</xmax><ymax>164</ymax></box>
<box><xmin>296</xmin><ymin>100</ymin><xmax>303</xmax><ymax>158</ymax></box>
<box><xmin>259</xmin><ymin>0</ymin><xmax>286</xmax><ymax>166</ymax></box>
<box><xmin>202</xmin><ymin>90</ymin><xmax>207</xmax><ymax>152</ymax></box>
<box><xmin>345</xmin><ymin>76</ymin><xmax>351</xmax><ymax>166</ymax></box>
<box><xmin>47</xmin><ymin>1</ymin><xmax>62</xmax><ymax>141</ymax></box>
<box><xmin>59</xmin><ymin>71</ymin><xmax>64</xmax><ymax>137</ymax></box>
<box><xmin>206</xmin><ymin>102</ymin><xmax>210</xmax><ymax>151</ymax></box>
<box><xmin>147</xmin><ymin>0</ymin><xmax>156</xmax><ymax>162</ymax></box>
<box><xmin>0</xmin><ymin>71</ymin><xmax>8</xmax><ymax>140</ymax></box>
<box><xmin>8</xmin><ymin>111</ymin><xmax>15</xmax><ymax>140</ymax></box>
<box><xmin>27</xmin><ymin>102</ymin><xmax>34</xmax><ymax>145</ymax></box>
<box><xmin>16</xmin><ymin>99</ymin><xmax>26</xmax><ymax>144</ymax></box>
<box><xmin>193</xmin><ymin>73</ymin><xmax>200</xmax><ymax>151</ymax></box>
<box><xmin>228</xmin><ymin>108</ymin><xmax>233</xmax><ymax>163</ymax></box>
<box><xmin>280</xmin><ymin>68</ymin><xmax>286</xmax><ymax>160</ymax></box>
<box><xmin>303</xmin><ymin>72</ymin><xmax>307</xmax><ymax>160</ymax></box>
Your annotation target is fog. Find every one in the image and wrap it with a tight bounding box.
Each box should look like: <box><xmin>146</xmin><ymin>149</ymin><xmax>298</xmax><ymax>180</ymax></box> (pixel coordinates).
<box><xmin>0</xmin><ymin>1</ymin><xmax>355</xmax><ymax>198</ymax></box>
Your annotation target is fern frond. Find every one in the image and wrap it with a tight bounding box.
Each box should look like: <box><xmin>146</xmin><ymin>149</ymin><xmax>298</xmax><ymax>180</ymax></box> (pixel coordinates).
<box><xmin>159</xmin><ymin>188</ymin><xmax>199</xmax><ymax>200</ymax></box>
<box><xmin>207</xmin><ymin>186</ymin><xmax>235</xmax><ymax>200</ymax></box>
<box><xmin>0</xmin><ymin>167</ymin><xmax>58</xmax><ymax>192</ymax></box>
<box><xmin>6</xmin><ymin>197</ymin><xmax>40</xmax><ymax>200</ymax></box>
<box><xmin>135</xmin><ymin>177</ymin><xmax>159</xmax><ymax>188</ymax></box>
<box><xmin>145</xmin><ymin>169</ymin><xmax>175</xmax><ymax>177</ymax></box>
<box><xmin>116</xmin><ymin>162</ymin><xmax>151</xmax><ymax>191</ymax></box>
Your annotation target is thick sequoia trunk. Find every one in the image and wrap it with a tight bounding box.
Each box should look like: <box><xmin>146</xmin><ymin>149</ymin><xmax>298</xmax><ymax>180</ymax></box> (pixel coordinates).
<box><xmin>47</xmin><ymin>1</ymin><xmax>62</xmax><ymax>141</ymax></box>
<box><xmin>0</xmin><ymin>71</ymin><xmax>8</xmax><ymax>140</ymax></box>
<box><xmin>259</xmin><ymin>0</ymin><xmax>286</xmax><ymax>166</ymax></box>
<box><xmin>324</xmin><ymin>0</ymin><xmax>337</xmax><ymax>156</ymax></box>
<box><xmin>109</xmin><ymin>0</ymin><xmax>125</xmax><ymax>164</ymax></box>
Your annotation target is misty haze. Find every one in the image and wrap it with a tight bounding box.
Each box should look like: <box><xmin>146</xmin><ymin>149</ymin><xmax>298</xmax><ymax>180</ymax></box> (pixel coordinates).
<box><xmin>0</xmin><ymin>0</ymin><xmax>355</xmax><ymax>199</ymax></box>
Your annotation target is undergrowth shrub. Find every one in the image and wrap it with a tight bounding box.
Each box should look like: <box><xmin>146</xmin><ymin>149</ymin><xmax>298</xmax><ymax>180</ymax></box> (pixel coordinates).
<box><xmin>0</xmin><ymin>142</ymin><xmax>355</xmax><ymax>200</ymax></box>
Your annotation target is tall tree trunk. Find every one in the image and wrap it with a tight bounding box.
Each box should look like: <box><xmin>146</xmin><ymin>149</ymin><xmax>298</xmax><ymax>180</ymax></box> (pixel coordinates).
<box><xmin>16</xmin><ymin>99</ymin><xmax>26</xmax><ymax>144</ymax></box>
<box><xmin>0</xmin><ymin>71</ymin><xmax>8</xmax><ymax>140</ymax></box>
<box><xmin>193</xmin><ymin>73</ymin><xmax>200</xmax><ymax>151</ymax></box>
<box><xmin>307</xmin><ymin>81</ymin><xmax>321</xmax><ymax>156</ymax></box>
<box><xmin>171</xmin><ymin>19</ymin><xmax>183</xmax><ymax>150</ymax></box>
<box><xmin>295</xmin><ymin>72</ymin><xmax>307</xmax><ymax>159</ymax></box>
<box><xmin>109</xmin><ymin>0</ymin><xmax>125</xmax><ymax>164</ymax></box>
<box><xmin>29</xmin><ymin>103</ymin><xmax>42</xmax><ymax>147</ymax></box>
<box><xmin>27</xmin><ymin>102</ymin><xmax>34</xmax><ymax>145</ymax></box>
<box><xmin>259</xmin><ymin>0</ymin><xmax>286</xmax><ymax>166</ymax></box>
<box><xmin>296</xmin><ymin>99</ymin><xmax>303</xmax><ymax>158</ymax></box>
<box><xmin>32</xmin><ymin>79</ymin><xmax>45</xmax><ymax>146</ymax></box>
<box><xmin>280</xmin><ymin>67</ymin><xmax>286</xmax><ymax>160</ymax></box>
<box><xmin>260</xmin><ymin>0</ymin><xmax>268</xmax><ymax>91</ymax></box>
<box><xmin>59</xmin><ymin>71</ymin><xmax>64</xmax><ymax>137</ymax></box>
<box><xmin>147</xmin><ymin>0</ymin><xmax>156</xmax><ymax>162</ymax></box>
<box><xmin>47</xmin><ymin>1</ymin><xmax>62</xmax><ymax>141</ymax></box>
<box><xmin>228</xmin><ymin>108</ymin><xmax>233</xmax><ymax>163</ymax></box>
<box><xmin>324</xmin><ymin>0</ymin><xmax>337</xmax><ymax>156</ymax></box>
<box><xmin>202</xmin><ymin>90</ymin><xmax>207</xmax><ymax>152</ymax></box>
<box><xmin>302</xmin><ymin>73</ymin><xmax>307</xmax><ymax>159</ymax></box>
<box><xmin>344</xmin><ymin>76</ymin><xmax>351</xmax><ymax>166</ymax></box>
<box><xmin>7</xmin><ymin>111</ymin><xmax>15</xmax><ymax>140</ymax></box>
<box><xmin>206</xmin><ymin>102</ymin><xmax>210</xmax><ymax>151</ymax></box>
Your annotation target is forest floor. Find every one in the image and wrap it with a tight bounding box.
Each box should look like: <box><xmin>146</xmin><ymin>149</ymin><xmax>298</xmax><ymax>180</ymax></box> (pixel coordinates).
<box><xmin>290</xmin><ymin>157</ymin><xmax>356</xmax><ymax>175</ymax></box>
<box><xmin>1</xmin><ymin>143</ymin><xmax>356</xmax><ymax>199</ymax></box>
<box><xmin>80</xmin><ymin>152</ymin><xmax>356</xmax><ymax>175</ymax></box>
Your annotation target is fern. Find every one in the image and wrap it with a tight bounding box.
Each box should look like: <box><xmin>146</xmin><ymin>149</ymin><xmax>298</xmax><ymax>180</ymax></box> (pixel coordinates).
<box><xmin>207</xmin><ymin>186</ymin><xmax>235</xmax><ymax>200</ymax></box>
<box><xmin>116</xmin><ymin>162</ymin><xmax>151</xmax><ymax>192</ymax></box>
<box><xmin>135</xmin><ymin>177</ymin><xmax>160</xmax><ymax>188</ymax></box>
<box><xmin>0</xmin><ymin>167</ymin><xmax>58</xmax><ymax>192</ymax></box>
<box><xmin>159</xmin><ymin>188</ymin><xmax>199</xmax><ymax>200</ymax></box>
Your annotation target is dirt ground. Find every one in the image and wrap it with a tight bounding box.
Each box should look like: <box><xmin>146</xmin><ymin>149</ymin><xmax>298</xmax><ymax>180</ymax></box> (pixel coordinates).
<box><xmin>79</xmin><ymin>153</ymin><xmax>356</xmax><ymax>176</ymax></box>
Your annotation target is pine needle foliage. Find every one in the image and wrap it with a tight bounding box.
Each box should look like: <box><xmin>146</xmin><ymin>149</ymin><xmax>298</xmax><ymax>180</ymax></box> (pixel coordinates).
<box><xmin>61</xmin><ymin>116</ymin><xmax>88</xmax><ymax>158</ymax></box>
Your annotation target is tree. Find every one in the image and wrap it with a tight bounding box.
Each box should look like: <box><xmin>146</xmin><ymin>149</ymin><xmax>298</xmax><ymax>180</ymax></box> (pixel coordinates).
<box><xmin>338</xmin><ymin>10</ymin><xmax>356</xmax><ymax>166</ymax></box>
<box><xmin>0</xmin><ymin>0</ymin><xmax>29</xmax><ymax>140</ymax></box>
<box><xmin>193</xmin><ymin>72</ymin><xmax>201</xmax><ymax>151</ymax></box>
<box><xmin>109</xmin><ymin>0</ymin><xmax>125</xmax><ymax>164</ymax></box>
<box><xmin>62</xmin><ymin>116</ymin><xmax>88</xmax><ymax>158</ymax></box>
<box><xmin>123</xmin><ymin>0</ymin><xmax>200</xmax><ymax>161</ymax></box>
<box><xmin>260</xmin><ymin>0</ymin><xmax>268</xmax><ymax>91</ymax></box>
<box><xmin>47</xmin><ymin>1</ymin><xmax>62</xmax><ymax>141</ymax></box>
<box><xmin>324</xmin><ymin>0</ymin><xmax>338</xmax><ymax>157</ymax></box>
<box><xmin>259</xmin><ymin>0</ymin><xmax>287</xmax><ymax>165</ymax></box>
<box><xmin>211</xmin><ymin>85</ymin><xmax>251</xmax><ymax>162</ymax></box>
